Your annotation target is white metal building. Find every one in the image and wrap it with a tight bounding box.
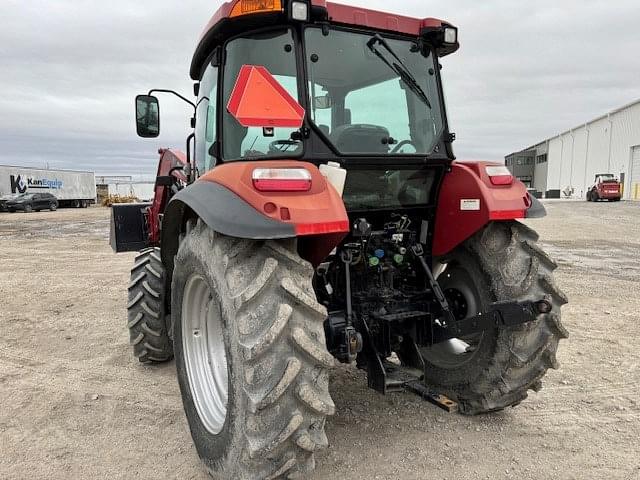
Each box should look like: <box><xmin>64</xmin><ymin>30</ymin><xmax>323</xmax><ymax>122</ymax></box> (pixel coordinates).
<box><xmin>506</xmin><ymin>99</ymin><xmax>640</xmax><ymax>200</ymax></box>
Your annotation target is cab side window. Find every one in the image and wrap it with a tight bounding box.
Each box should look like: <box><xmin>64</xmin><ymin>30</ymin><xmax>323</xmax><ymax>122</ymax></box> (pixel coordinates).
<box><xmin>195</xmin><ymin>63</ymin><xmax>219</xmax><ymax>176</ymax></box>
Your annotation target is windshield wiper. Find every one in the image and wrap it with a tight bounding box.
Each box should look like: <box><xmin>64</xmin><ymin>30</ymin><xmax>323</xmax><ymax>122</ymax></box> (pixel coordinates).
<box><xmin>366</xmin><ymin>34</ymin><xmax>432</xmax><ymax>109</ymax></box>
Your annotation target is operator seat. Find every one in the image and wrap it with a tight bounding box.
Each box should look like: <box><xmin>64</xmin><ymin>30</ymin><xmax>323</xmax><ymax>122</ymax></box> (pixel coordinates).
<box><xmin>330</xmin><ymin>124</ymin><xmax>390</xmax><ymax>154</ymax></box>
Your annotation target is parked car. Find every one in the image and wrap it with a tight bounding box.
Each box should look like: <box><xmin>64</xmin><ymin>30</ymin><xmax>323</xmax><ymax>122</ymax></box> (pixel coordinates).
<box><xmin>5</xmin><ymin>193</ymin><xmax>59</xmax><ymax>212</ymax></box>
<box><xmin>0</xmin><ymin>194</ymin><xmax>20</xmax><ymax>212</ymax></box>
<box><xmin>587</xmin><ymin>174</ymin><xmax>622</xmax><ymax>202</ymax></box>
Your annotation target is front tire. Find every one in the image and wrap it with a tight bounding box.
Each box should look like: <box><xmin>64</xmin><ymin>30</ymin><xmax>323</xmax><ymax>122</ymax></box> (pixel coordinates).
<box><xmin>422</xmin><ymin>221</ymin><xmax>568</xmax><ymax>414</ymax></box>
<box><xmin>127</xmin><ymin>248</ymin><xmax>173</xmax><ymax>364</ymax></box>
<box><xmin>172</xmin><ymin>221</ymin><xmax>334</xmax><ymax>480</ymax></box>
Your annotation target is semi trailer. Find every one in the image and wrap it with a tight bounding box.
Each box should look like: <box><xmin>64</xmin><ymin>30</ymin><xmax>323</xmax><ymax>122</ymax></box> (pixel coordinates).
<box><xmin>0</xmin><ymin>165</ymin><xmax>96</xmax><ymax>209</ymax></box>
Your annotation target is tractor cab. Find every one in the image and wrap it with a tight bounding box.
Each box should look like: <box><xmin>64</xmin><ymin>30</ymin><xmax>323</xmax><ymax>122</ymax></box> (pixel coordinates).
<box><xmin>193</xmin><ymin>1</ymin><xmax>458</xmax><ymax>169</ymax></box>
<box><xmin>136</xmin><ymin>0</ymin><xmax>461</xmax><ymax>213</ymax></box>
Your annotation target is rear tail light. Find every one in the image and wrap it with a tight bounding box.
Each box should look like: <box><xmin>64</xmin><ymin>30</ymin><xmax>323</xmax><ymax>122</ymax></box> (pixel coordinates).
<box><xmin>486</xmin><ymin>165</ymin><xmax>514</xmax><ymax>186</ymax></box>
<box><xmin>252</xmin><ymin>168</ymin><xmax>312</xmax><ymax>192</ymax></box>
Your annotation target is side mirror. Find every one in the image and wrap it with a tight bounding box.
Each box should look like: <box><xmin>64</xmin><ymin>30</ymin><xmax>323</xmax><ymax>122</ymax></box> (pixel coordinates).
<box><xmin>136</xmin><ymin>95</ymin><xmax>160</xmax><ymax>138</ymax></box>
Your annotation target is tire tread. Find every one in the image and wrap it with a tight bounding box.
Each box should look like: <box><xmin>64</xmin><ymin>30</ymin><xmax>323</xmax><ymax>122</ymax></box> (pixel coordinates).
<box><xmin>431</xmin><ymin>221</ymin><xmax>568</xmax><ymax>415</ymax></box>
<box><xmin>127</xmin><ymin>247</ymin><xmax>173</xmax><ymax>364</ymax></box>
<box><xmin>177</xmin><ymin>222</ymin><xmax>333</xmax><ymax>479</ymax></box>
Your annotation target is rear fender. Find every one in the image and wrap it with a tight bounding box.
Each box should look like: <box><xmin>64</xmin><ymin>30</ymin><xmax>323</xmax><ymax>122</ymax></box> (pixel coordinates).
<box><xmin>433</xmin><ymin>161</ymin><xmax>543</xmax><ymax>256</ymax></box>
<box><xmin>161</xmin><ymin>161</ymin><xmax>349</xmax><ymax>274</ymax></box>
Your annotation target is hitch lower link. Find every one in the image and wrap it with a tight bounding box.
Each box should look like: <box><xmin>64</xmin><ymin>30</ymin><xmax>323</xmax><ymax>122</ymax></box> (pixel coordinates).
<box><xmin>410</xmin><ymin>243</ymin><xmax>552</xmax><ymax>342</ymax></box>
<box><xmin>429</xmin><ymin>298</ymin><xmax>552</xmax><ymax>344</ymax></box>
<box><xmin>409</xmin><ymin>245</ymin><xmax>552</xmax><ymax>411</ymax></box>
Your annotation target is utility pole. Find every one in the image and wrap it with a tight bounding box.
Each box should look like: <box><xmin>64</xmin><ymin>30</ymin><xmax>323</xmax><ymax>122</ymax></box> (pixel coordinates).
<box><xmin>607</xmin><ymin>113</ymin><xmax>613</xmax><ymax>173</ymax></box>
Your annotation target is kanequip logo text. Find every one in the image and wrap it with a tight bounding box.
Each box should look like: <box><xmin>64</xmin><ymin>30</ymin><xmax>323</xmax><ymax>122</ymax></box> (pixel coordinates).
<box><xmin>10</xmin><ymin>174</ymin><xmax>63</xmax><ymax>193</ymax></box>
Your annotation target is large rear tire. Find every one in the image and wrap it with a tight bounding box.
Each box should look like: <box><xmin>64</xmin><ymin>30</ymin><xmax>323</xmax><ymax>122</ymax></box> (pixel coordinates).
<box><xmin>127</xmin><ymin>248</ymin><xmax>173</xmax><ymax>364</ymax></box>
<box><xmin>422</xmin><ymin>221</ymin><xmax>568</xmax><ymax>415</ymax></box>
<box><xmin>172</xmin><ymin>221</ymin><xmax>334</xmax><ymax>480</ymax></box>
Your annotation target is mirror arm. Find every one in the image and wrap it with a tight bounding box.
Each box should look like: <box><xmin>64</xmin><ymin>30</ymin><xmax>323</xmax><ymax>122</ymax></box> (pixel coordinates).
<box><xmin>186</xmin><ymin>133</ymin><xmax>196</xmax><ymax>184</ymax></box>
<box><xmin>148</xmin><ymin>89</ymin><xmax>196</xmax><ymax>112</ymax></box>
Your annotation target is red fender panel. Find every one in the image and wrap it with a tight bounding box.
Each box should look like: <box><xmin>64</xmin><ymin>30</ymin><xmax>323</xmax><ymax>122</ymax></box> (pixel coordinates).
<box><xmin>432</xmin><ymin>162</ymin><xmax>531</xmax><ymax>257</ymax></box>
<box><xmin>199</xmin><ymin>161</ymin><xmax>349</xmax><ymax>265</ymax></box>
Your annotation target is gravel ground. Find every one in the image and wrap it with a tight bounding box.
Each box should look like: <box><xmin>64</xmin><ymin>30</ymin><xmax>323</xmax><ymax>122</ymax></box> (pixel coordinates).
<box><xmin>1</xmin><ymin>202</ymin><xmax>639</xmax><ymax>480</ymax></box>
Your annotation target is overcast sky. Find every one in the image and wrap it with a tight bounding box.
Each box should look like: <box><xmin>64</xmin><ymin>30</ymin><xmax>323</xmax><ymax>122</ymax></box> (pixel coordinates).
<box><xmin>1</xmin><ymin>0</ymin><xmax>639</xmax><ymax>175</ymax></box>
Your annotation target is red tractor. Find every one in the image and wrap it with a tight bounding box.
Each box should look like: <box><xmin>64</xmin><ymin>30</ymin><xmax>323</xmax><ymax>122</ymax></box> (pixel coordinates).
<box><xmin>112</xmin><ymin>1</ymin><xmax>568</xmax><ymax>478</ymax></box>
<box><xmin>587</xmin><ymin>173</ymin><xmax>622</xmax><ymax>202</ymax></box>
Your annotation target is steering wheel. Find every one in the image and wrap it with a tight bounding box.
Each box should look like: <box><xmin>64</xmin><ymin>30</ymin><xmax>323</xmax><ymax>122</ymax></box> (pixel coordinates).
<box><xmin>268</xmin><ymin>139</ymin><xmax>301</xmax><ymax>154</ymax></box>
<box><xmin>390</xmin><ymin>140</ymin><xmax>417</xmax><ymax>154</ymax></box>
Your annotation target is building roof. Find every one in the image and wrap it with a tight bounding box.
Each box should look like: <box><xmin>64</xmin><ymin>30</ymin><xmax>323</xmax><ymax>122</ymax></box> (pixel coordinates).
<box><xmin>506</xmin><ymin>97</ymin><xmax>640</xmax><ymax>157</ymax></box>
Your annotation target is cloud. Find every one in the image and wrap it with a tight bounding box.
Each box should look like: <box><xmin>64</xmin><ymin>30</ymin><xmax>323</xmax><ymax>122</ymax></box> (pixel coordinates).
<box><xmin>0</xmin><ymin>0</ymin><xmax>638</xmax><ymax>173</ymax></box>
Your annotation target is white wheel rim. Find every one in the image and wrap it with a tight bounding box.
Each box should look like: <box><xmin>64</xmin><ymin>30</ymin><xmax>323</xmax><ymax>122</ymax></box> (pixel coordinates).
<box><xmin>182</xmin><ymin>274</ymin><xmax>228</xmax><ymax>434</ymax></box>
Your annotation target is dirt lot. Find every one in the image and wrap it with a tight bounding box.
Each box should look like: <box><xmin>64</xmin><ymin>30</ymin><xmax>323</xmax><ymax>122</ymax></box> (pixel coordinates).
<box><xmin>1</xmin><ymin>202</ymin><xmax>639</xmax><ymax>480</ymax></box>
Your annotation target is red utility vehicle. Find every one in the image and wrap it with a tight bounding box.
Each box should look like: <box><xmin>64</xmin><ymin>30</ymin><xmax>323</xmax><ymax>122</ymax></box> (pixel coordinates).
<box><xmin>587</xmin><ymin>173</ymin><xmax>622</xmax><ymax>202</ymax></box>
<box><xmin>112</xmin><ymin>1</ymin><xmax>568</xmax><ymax>478</ymax></box>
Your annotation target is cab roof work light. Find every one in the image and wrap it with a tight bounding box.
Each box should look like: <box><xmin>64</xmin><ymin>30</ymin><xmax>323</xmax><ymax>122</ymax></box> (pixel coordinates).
<box><xmin>444</xmin><ymin>27</ymin><xmax>457</xmax><ymax>45</ymax></box>
<box><xmin>289</xmin><ymin>1</ymin><xmax>310</xmax><ymax>21</ymax></box>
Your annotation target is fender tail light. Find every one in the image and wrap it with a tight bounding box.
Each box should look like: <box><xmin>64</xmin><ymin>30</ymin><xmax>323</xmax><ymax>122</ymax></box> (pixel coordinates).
<box><xmin>252</xmin><ymin>168</ymin><xmax>312</xmax><ymax>192</ymax></box>
<box><xmin>486</xmin><ymin>166</ymin><xmax>514</xmax><ymax>186</ymax></box>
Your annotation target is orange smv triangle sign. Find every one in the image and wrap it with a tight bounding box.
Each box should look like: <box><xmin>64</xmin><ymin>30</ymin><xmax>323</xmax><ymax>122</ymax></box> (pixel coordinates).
<box><xmin>227</xmin><ymin>65</ymin><xmax>305</xmax><ymax>128</ymax></box>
